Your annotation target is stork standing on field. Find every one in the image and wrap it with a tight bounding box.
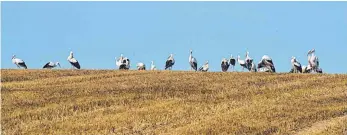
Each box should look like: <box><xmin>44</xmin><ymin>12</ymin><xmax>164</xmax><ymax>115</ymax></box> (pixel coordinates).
<box><xmin>245</xmin><ymin>51</ymin><xmax>253</xmax><ymax>71</ymax></box>
<box><xmin>12</xmin><ymin>55</ymin><xmax>27</xmax><ymax>69</ymax></box>
<box><xmin>137</xmin><ymin>62</ymin><xmax>146</xmax><ymax>70</ymax></box>
<box><xmin>229</xmin><ymin>54</ymin><xmax>236</xmax><ymax>71</ymax></box>
<box><xmin>221</xmin><ymin>58</ymin><xmax>229</xmax><ymax>72</ymax></box>
<box><xmin>165</xmin><ymin>54</ymin><xmax>175</xmax><ymax>70</ymax></box>
<box><xmin>257</xmin><ymin>55</ymin><xmax>276</xmax><ymax>72</ymax></box>
<box><xmin>43</xmin><ymin>62</ymin><xmax>61</xmax><ymax>69</ymax></box>
<box><xmin>115</xmin><ymin>54</ymin><xmax>124</xmax><ymax>68</ymax></box>
<box><xmin>189</xmin><ymin>50</ymin><xmax>198</xmax><ymax>71</ymax></box>
<box><xmin>67</xmin><ymin>51</ymin><xmax>80</xmax><ymax>69</ymax></box>
<box><xmin>307</xmin><ymin>49</ymin><xmax>320</xmax><ymax>72</ymax></box>
<box><xmin>237</xmin><ymin>55</ymin><xmax>247</xmax><ymax>71</ymax></box>
<box><xmin>291</xmin><ymin>56</ymin><xmax>302</xmax><ymax>73</ymax></box>
<box><xmin>150</xmin><ymin>61</ymin><xmax>156</xmax><ymax>70</ymax></box>
<box><xmin>199</xmin><ymin>61</ymin><xmax>209</xmax><ymax>72</ymax></box>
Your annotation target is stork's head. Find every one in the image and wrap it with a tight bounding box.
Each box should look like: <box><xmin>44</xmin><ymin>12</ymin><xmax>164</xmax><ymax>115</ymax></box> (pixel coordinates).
<box><xmin>56</xmin><ymin>62</ymin><xmax>61</xmax><ymax>68</ymax></box>
<box><xmin>12</xmin><ymin>55</ymin><xmax>16</xmax><ymax>59</ymax></box>
<box><xmin>291</xmin><ymin>56</ymin><xmax>296</xmax><ymax>60</ymax></box>
<box><xmin>205</xmin><ymin>61</ymin><xmax>209</xmax><ymax>64</ymax></box>
<box><xmin>190</xmin><ymin>50</ymin><xmax>192</xmax><ymax>54</ymax></box>
<box><xmin>151</xmin><ymin>61</ymin><xmax>154</xmax><ymax>64</ymax></box>
<box><xmin>120</xmin><ymin>54</ymin><xmax>123</xmax><ymax>57</ymax></box>
<box><xmin>307</xmin><ymin>50</ymin><xmax>312</xmax><ymax>55</ymax></box>
<box><xmin>230</xmin><ymin>54</ymin><xmax>233</xmax><ymax>58</ymax></box>
<box><xmin>170</xmin><ymin>54</ymin><xmax>173</xmax><ymax>57</ymax></box>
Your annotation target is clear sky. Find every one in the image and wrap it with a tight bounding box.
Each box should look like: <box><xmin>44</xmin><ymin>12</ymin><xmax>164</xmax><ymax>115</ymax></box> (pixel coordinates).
<box><xmin>2</xmin><ymin>2</ymin><xmax>347</xmax><ymax>73</ymax></box>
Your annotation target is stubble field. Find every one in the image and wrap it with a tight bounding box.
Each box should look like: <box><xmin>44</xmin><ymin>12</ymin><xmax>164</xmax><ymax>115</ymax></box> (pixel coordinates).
<box><xmin>1</xmin><ymin>69</ymin><xmax>347</xmax><ymax>134</ymax></box>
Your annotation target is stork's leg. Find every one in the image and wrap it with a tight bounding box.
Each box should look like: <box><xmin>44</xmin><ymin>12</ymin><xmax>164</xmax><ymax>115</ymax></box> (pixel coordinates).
<box><xmin>17</xmin><ymin>65</ymin><xmax>20</xmax><ymax>69</ymax></box>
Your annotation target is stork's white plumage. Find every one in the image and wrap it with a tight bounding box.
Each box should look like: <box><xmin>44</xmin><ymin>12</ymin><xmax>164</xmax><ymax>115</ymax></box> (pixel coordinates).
<box><xmin>165</xmin><ymin>54</ymin><xmax>175</xmax><ymax>70</ymax></box>
<box><xmin>43</xmin><ymin>62</ymin><xmax>61</xmax><ymax>69</ymax></box>
<box><xmin>229</xmin><ymin>54</ymin><xmax>236</xmax><ymax>71</ymax></box>
<box><xmin>151</xmin><ymin>61</ymin><xmax>157</xmax><ymax>70</ymax></box>
<box><xmin>302</xmin><ymin>65</ymin><xmax>312</xmax><ymax>73</ymax></box>
<box><xmin>291</xmin><ymin>56</ymin><xmax>302</xmax><ymax>73</ymax></box>
<box><xmin>189</xmin><ymin>50</ymin><xmax>198</xmax><ymax>71</ymax></box>
<box><xmin>199</xmin><ymin>61</ymin><xmax>209</xmax><ymax>72</ymax></box>
<box><xmin>67</xmin><ymin>51</ymin><xmax>80</xmax><ymax>69</ymax></box>
<box><xmin>137</xmin><ymin>62</ymin><xmax>146</xmax><ymax>70</ymax></box>
<box><xmin>237</xmin><ymin>55</ymin><xmax>247</xmax><ymax>71</ymax></box>
<box><xmin>221</xmin><ymin>58</ymin><xmax>229</xmax><ymax>72</ymax></box>
<box><xmin>12</xmin><ymin>55</ymin><xmax>27</xmax><ymax>69</ymax></box>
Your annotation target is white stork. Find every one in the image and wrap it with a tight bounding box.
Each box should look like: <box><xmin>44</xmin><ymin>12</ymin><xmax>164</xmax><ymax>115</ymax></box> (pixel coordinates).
<box><xmin>245</xmin><ymin>51</ymin><xmax>253</xmax><ymax>70</ymax></box>
<box><xmin>237</xmin><ymin>55</ymin><xmax>247</xmax><ymax>71</ymax></box>
<box><xmin>199</xmin><ymin>61</ymin><xmax>209</xmax><ymax>72</ymax></box>
<box><xmin>137</xmin><ymin>62</ymin><xmax>146</xmax><ymax>70</ymax></box>
<box><xmin>307</xmin><ymin>49</ymin><xmax>320</xmax><ymax>72</ymax></box>
<box><xmin>291</xmin><ymin>56</ymin><xmax>302</xmax><ymax>73</ymax></box>
<box><xmin>43</xmin><ymin>62</ymin><xmax>61</xmax><ymax>69</ymax></box>
<box><xmin>116</xmin><ymin>54</ymin><xmax>130</xmax><ymax>70</ymax></box>
<box><xmin>150</xmin><ymin>61</ymin><xmax>157</xmax><ymax>70</ymax></box>
<box><xmin>229</xmin><ymin>54</ymin><xmax>236</xmax><ymax>71</ymax></box>
<box><xmin>115</xmin><ymin>54</ymin><xmax>124</xmax><ymax>68</ymax></box>
<box><xmin>257</xmin><ymin>55</ymin><xmax>276</xmax><ymax>72</ymax></box>
<box><xmin>165</xmin><ymin>54</ymin><xmax>175</xmax><ymax>70</ymax></box>
<box><xmin>189</xmin><ymin>50</ymin><xmax>198</xmax><ymax>71</ymax></box>
<box><xmin>221</xmin><ymin>58</ymin><xmax>229</xmax><ymax>72</ymax></box>
<box><xmin>12</xmin><ymin>55</ymin><xmax>27</xmax><ymax>69</ymax></box>
<box><xmin>67</xmin><ymin>51</ymin><xmax>80</xmax><ymax>69</ymax></box>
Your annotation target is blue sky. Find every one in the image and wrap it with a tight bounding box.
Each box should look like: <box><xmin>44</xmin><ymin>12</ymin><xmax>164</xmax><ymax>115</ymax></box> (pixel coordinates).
<box><xmin>2</xmin><ymin>2</ymin><xmax>347</xmax><ymax>73</ymax></box>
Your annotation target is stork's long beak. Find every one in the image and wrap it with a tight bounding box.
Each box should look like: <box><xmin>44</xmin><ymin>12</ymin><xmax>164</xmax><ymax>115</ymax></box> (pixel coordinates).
<box><xmin>58</xmin><ymin>63</ymin><xmax>61</xmax><ymax>68</ymax></box>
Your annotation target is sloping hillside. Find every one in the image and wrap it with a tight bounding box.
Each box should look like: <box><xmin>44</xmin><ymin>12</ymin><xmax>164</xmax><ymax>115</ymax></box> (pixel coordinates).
<box><xmin>1</xmin><ymin>70</ymin><xmax>347</xmax><ymax>134</ymax></box>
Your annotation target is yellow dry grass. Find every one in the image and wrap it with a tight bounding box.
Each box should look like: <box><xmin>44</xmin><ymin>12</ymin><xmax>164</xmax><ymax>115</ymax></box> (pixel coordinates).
<box><xmin>1</xmin><ymin>69</ymin><xmax>347</xmax><ymax>135</ymax></box>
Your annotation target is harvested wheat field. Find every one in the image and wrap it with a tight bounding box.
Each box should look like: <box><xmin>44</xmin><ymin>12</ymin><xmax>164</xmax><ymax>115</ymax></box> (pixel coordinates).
<box><xmin>1</xmin><ymin>69</ymin><xmax>347</xmax><ymax>134</ymax></box>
